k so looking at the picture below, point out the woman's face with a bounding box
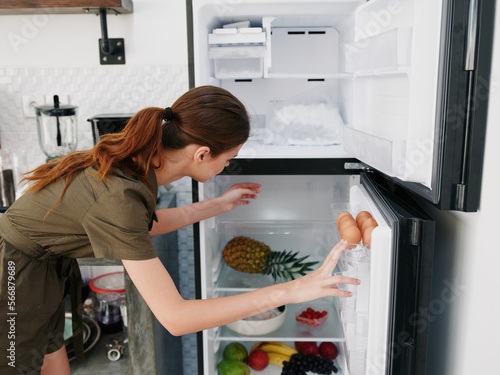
[153,144,244,186]
[195,144,243,182]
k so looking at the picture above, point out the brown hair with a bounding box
[23,85,250,202]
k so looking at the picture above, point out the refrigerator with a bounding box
[186,0,496,374]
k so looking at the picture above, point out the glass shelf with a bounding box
[216,301,345,343]
[215,220,335,235]
[215,262,277,291]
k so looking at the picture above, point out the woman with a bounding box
[0,85,358,374]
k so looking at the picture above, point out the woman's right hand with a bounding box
[284,240,361,305]
[218,182,261,212]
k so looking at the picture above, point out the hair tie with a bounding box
[164,107,173,121]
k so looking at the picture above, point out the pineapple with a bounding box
[222,236,318,281]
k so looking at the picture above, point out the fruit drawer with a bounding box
[216,340,343,375]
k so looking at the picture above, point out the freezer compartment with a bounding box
[192,0,445,189]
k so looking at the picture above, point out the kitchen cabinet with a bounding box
[0,0,133,15]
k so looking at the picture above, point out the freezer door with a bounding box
[345,0,495,211]
[360,172,435,375]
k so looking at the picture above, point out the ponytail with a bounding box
[22,85,249,201]
[23,107,165,196]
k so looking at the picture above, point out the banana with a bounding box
[260,343,298,357]
[267,351,291,367]
[251,341,298,355]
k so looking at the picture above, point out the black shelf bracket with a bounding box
[98,8,126,65]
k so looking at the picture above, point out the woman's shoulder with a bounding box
[80,165,157,204]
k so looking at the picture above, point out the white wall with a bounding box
[0,0,187,66]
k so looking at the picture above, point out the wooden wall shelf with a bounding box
[0,0,133,15]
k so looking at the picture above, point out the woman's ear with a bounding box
[193,146,211,162]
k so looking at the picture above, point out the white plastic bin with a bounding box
[209,46,266,79]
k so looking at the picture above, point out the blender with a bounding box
[35,95,78,161]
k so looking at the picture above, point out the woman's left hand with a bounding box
[285,240,361,304]
[219,183,261,212]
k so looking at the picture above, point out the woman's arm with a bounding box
[149,183,261,236]
[122,240,359,336]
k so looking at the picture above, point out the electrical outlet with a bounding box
[22,94,44,118]
[44,94,70,106]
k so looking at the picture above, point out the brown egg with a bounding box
[362,225,377,244]
[341,225,362,244]
[339,217,356,231]
[361,218,378,233]
[337,212,354,225]
[356,211,372,228]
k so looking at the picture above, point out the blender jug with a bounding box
[35,95,78,160]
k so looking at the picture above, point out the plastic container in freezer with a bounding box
[209,46,266,79]
[208,22,268,79]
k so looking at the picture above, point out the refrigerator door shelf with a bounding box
[345,27,413,73]
[343,125,408,185]
[334,184,391,375]
[344,0,445,194]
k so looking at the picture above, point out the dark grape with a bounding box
[280,353,338,374]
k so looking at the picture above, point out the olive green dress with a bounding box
[0,166,158,374]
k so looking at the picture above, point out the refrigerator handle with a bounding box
[464,0,478,71]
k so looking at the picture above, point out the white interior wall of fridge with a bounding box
[198,174,393,375]
[193,0,446,188]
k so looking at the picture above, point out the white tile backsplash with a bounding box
[0,64,189,171]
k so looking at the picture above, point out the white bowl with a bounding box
[225,306,286,336]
